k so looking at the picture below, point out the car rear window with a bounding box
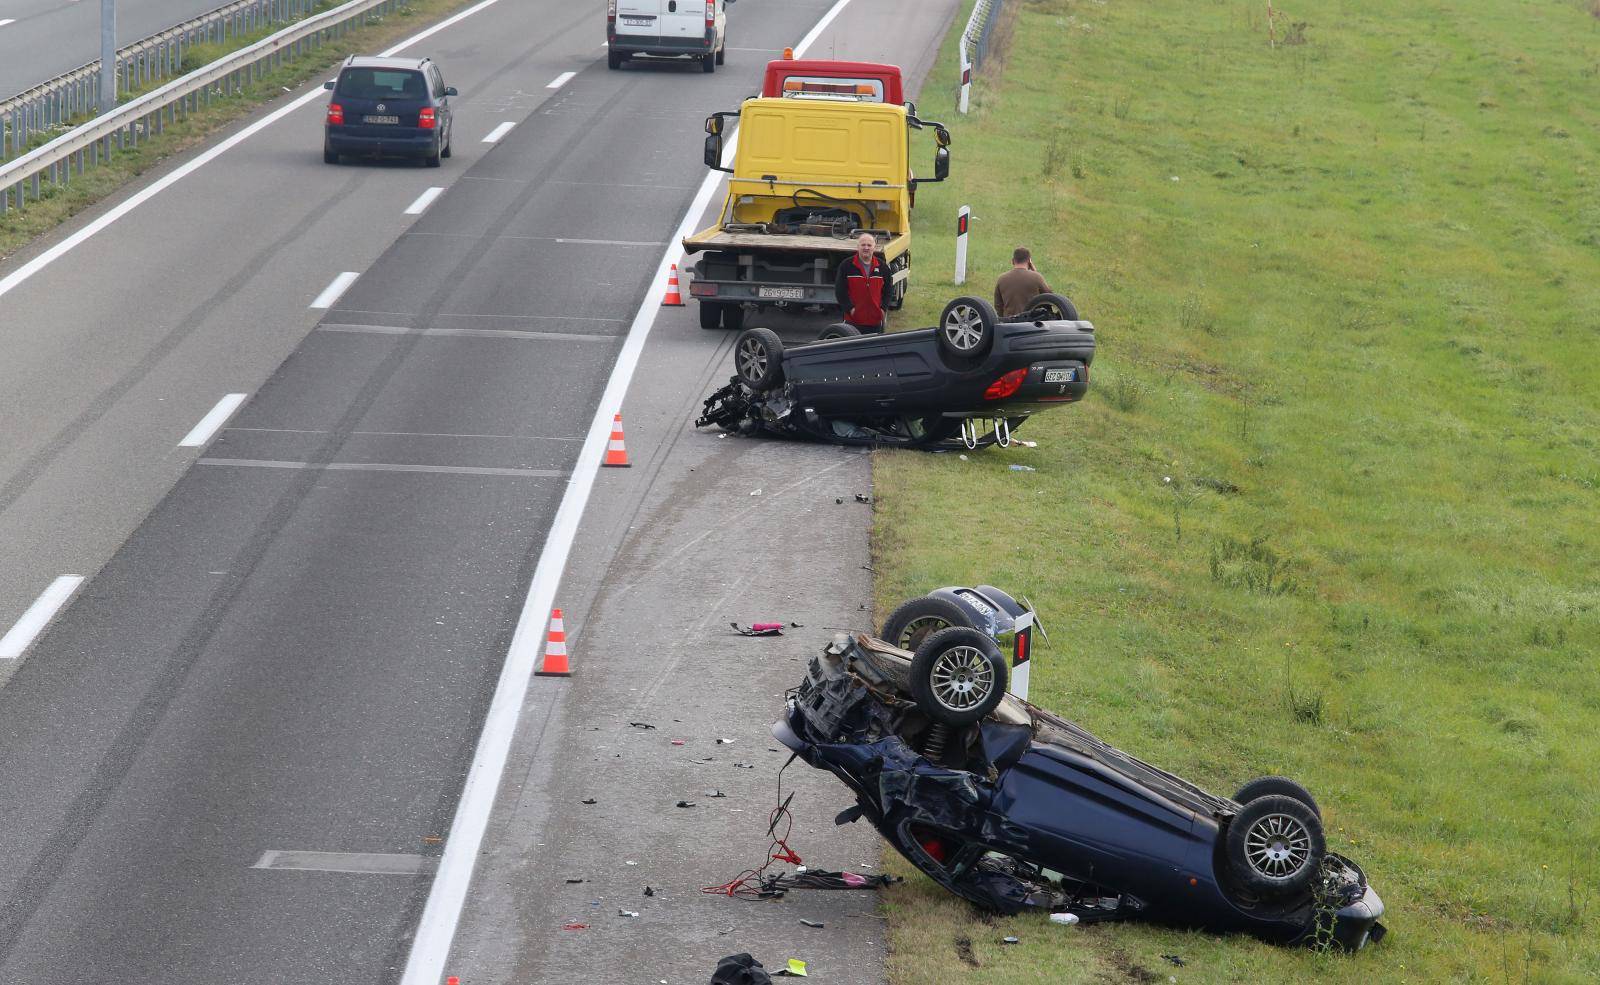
[336,68,428,100]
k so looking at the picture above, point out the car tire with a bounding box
[425,141,442,168]
[909,627,1008,727]
[818,323,861,341]
[608,48,623,70]
[323,143,339,165]
[937,296,997,360]
[881,595,975,651]
[1233,776,1320,818]
[1225,794,1325,899]
[733,327,784,390]
[441,136,452,159]
[721,304,745,332]
[702,51,716,73]
[1019,292,1079,322]
[698,303,723,331]
[716,39,726,65]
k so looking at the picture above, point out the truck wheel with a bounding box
[702,51,716,73]
[1225,795,1325,899]
[734,328,784,390]
[1020,292,1079,322]
[938,296,997,360]
[608,49,623,70]
[698,303,723,331]
[909,627,1007,727]
[818,323,861,341]
[721,304,745,331]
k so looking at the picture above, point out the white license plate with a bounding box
[1044,368,1076,383]
[363,115,399,125]
[758,286,805,300]
[621,16,652,25]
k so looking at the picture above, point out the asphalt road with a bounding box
[0,0,249,100]
[0,0,960,980]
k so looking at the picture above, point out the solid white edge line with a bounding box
[394,3,855,981]
[405,186,445,215]
[482,122,516,144]
[310,271,359,309]
[178,392,249,447]
[0,575,85,659]
[546,71,576,89]
[0,0,512,303]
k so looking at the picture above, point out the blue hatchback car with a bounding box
[323,56,456,167]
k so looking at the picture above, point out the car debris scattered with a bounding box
[770,620,1388,950]
[711,953,772,985]
[732,622,786,637]
[799,919,824,928]
[581,797,597,805]
[677,800,696,808]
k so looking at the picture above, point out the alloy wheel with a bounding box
[942,304,986,351]
[1243,812,1314,879]
[928,645,996,711]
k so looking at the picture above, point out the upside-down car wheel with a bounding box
[1225,794,1326,898]
[1020,292,1079,322]
[880,595,975,651]
[909,627,1008,727]
[937,296,997,360]
[818,323,861,341]
[1233,775,1320,818]
[733,327,784,390]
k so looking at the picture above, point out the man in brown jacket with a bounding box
[993,247,1050,318]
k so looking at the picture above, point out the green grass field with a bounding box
[874,1,1600,981]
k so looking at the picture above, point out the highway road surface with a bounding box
[0,0,961,981]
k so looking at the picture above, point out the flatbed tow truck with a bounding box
[682,54,950,330]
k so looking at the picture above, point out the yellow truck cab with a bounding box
[682,58,950,330]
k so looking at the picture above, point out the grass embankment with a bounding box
[876,0,1600,981]
[0,0,471,263]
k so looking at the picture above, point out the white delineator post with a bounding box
[954,205,970,285]
[958,44,972,114]
[1008,610,1034,701]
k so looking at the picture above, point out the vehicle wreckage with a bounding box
[771,602,1388,950]
[696,295,1095,449]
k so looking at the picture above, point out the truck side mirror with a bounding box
[934,145,950,181]
[706,115,723,135]
[935,125,951,148]
[705,133,728,171]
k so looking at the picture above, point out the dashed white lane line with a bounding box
[404,186,445,215]
[396,0,855,982]
[179,393,249,448]
[546,71,576,89]
[0,576,85,659]
[482,122,516,144]
[310,271,359,309]
[0,19,16,27]
[253,850,436,875]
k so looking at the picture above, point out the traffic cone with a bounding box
[662,264,686,306]
[603,413,631,468]
[535,608,571,677]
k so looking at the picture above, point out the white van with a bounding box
[607,0,731,73]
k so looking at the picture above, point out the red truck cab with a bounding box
[760,57,905,105]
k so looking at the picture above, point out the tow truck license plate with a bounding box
[621,16,652,24]
[363,115,399,125]
[1044,368,1077,383]
[758,286,805,300]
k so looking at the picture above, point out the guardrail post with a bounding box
[954,206,970,285]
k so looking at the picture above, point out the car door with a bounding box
[661,0,705,44]
[428,65,450,144]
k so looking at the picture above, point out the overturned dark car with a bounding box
[697,295,1095,449]
[772,627,1387,950]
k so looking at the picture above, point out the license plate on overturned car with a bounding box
[1044,368,1077,383]
[363,115,399,125]
[758,286,805,300]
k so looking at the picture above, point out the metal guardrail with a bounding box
[0,0,325,163]
[957,0,1003,114]
[0,0,403,213]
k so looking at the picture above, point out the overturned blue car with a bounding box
[772,625,1387,950]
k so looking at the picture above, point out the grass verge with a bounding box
[0,0,473,264]
[877,0,1600,981]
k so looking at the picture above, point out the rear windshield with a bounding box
[336,68,428,100]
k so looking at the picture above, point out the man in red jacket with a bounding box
[833,233,890,333]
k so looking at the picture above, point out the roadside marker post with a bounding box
[1009,610,1034,701]
[954,206,970,286]
[958,48,971,114]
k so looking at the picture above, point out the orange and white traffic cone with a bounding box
[535,608,571,677]
[603,413,631,468]
[662,264,686,306]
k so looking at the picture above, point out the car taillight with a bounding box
[418,107,436,129]
[326,103,344,126]
[706,0,714,26]
[983,368,1028,400]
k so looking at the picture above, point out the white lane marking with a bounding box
[0,19,16,27]
[319,323,618,342]
[310,271,359,309]
[0,576,85,659]
[546,71,576,89]
[252,850,436,875]
[198,458,566,478]
[396,2,854,982]
[404,186,445,215]
[0,0,513,303]
[228,426,587,442]
[178,392,248,448]
[482,122,515,143]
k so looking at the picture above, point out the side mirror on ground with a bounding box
[934,145,950,181]
[323,81,335,90]
[444,86,458,96]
